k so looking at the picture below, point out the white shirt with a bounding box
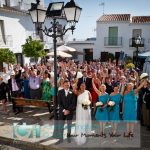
[83,77,86,83]
[0,72,10,83]
[65,89,69,96]
[12,78,19,91]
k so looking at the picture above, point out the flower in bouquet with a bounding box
[96,101,104,112]
[82,100,91,110]
[107,101,115,112]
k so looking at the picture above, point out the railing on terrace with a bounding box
[104,37,122,46]
[129,37,144,47]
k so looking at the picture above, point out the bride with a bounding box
[73,82,92,145]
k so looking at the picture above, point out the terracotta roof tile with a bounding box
[98,14,131,22]
[0,5,27,14]
[132,16,150,23]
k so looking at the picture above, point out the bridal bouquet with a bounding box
[82,100,91,110]
[96,101,104,112]
[107,101,115,112]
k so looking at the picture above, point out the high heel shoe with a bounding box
[102,133,107,138]
[123,132,130,137]
[109,133,114,137]
[99,132,103,137]
[129,132,134,137]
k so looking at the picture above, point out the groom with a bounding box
[55,79,76,145]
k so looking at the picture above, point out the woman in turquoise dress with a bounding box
[92,79,109,138]
[109,84,122,137]
[41,71,51,102]
[122,80,147,137]
[22,72,30,99]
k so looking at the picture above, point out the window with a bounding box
[0,20,5,45]
[132,29,142,46]
[108,27,118,45]
[132,29,142,38]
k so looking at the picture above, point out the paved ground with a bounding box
[0,103,150,150]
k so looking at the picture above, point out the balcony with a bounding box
[104,37,122,47]
[0,35,13,47]
[129,37,144,47]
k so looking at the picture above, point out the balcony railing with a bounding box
[0,35,13,47]
[104,37,122,46]
[129,37,144,47]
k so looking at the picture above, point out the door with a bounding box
[101,52,108,62]
[115,52,120,66]
[15,53,24,67]
[84,49,93,62]
[108,27,118,45]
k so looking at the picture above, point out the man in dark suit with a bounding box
[77,70,92,92]
[55,80,76,144]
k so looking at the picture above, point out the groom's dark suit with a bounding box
[57,89,76,141]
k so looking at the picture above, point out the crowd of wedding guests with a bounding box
[0,59,150,138]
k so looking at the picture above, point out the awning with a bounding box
[47,51,72,58]
[138,51,150,58]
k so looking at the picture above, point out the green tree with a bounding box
[108,52,115,61]
[22,36,46,63]
[0,48,16,65]
[125,55,133,64]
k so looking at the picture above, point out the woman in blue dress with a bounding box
[122,80,147,137]
[109,84,122,137]
[92,79,109,138]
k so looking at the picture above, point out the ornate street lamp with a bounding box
[134,35,142,68]
[29,0,82,121]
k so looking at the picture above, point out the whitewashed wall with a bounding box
[0,11,35,64]
[67,41,95,62]
[94,21,150,59]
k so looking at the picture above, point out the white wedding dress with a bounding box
[75,90,91,145]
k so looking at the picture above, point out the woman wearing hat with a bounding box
[122,77,147,137]
[0,75,8,113]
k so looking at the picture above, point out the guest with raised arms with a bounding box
[122,78,147,137]
[108,83,123,137]
[92,79,109,138]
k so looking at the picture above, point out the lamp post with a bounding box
[29,0,82,121]
[134,35,142,68]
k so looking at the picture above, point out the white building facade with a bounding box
[67,39,96,62]
[66,14,150,62]
[94,14,150,60]
[0,0,64,65]
[1,4,150,64]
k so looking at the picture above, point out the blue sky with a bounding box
[45,0,150,40]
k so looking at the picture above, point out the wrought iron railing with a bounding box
[129,37,144,47]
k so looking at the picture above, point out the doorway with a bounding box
[84,49,93,62]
